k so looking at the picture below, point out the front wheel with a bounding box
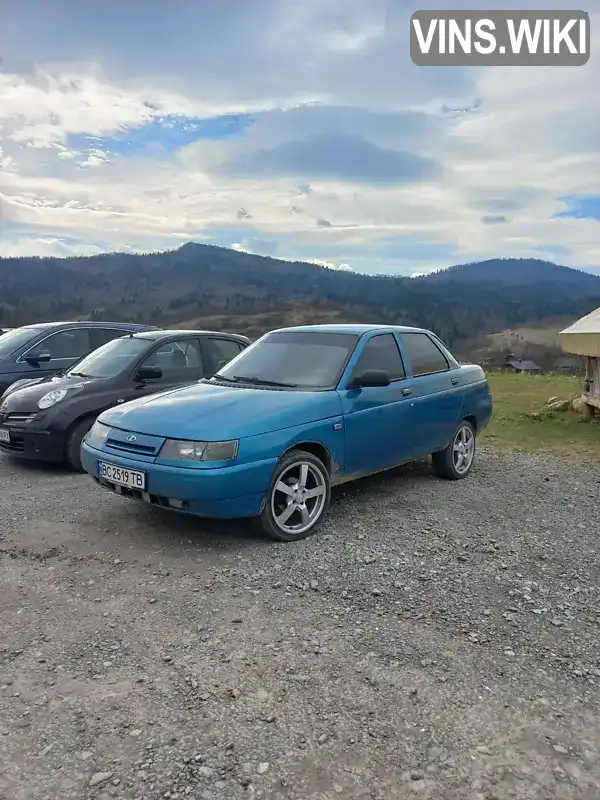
[65,416,96,471]
[431,419,476,480]
[256,450,331,541]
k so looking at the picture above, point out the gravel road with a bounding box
[1,446,599,800]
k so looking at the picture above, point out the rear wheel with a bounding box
[256,450,331,541]
[431,419,476,480]
[65,416,96,471]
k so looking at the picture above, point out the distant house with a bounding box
[502,356,541,374]
[553,355,583,374]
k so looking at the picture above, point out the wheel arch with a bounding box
[65,409,98,434]
[281,441,333,474]
[461,413,478,433]
[63,411,98,453]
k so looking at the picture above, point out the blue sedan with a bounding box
[81,324,492,541]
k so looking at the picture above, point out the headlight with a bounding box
[160,439,239,462]
[86,421,110,446]
[38,388,68,409]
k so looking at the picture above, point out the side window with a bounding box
[351,334,405,381]
[401,333,450,377]
[90,328,128,349]
[29,329,91,360]
[139,338,204,378]
[204,338,243,373]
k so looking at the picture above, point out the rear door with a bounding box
[397,332,463,456]
[18,327,92,380]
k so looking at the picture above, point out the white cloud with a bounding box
[302,258,353,271]
[0,236,105,259]
[0,0,598,272]
[232,238,353,271]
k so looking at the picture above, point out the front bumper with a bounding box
[0,423,66,462]
[81,441,277,520]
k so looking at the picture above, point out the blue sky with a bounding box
[0,0,598,274]
[556,195,600,222]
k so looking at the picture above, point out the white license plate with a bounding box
[98,461,146,490]
[0,428,10,443]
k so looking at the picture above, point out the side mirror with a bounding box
[24,351,52,365]
[134,365,163,382]
[348,369,391,389]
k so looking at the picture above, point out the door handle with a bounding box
[451,377,459,385]
[401,387,412,396]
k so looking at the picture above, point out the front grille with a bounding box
[3,412,37,427]
[0,412,35,452]
[105,437,160,456]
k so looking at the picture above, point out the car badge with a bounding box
[126,434,137,442]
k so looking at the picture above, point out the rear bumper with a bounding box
[0,426,66,462]
[478,410,491,432]
[81,442,277,519]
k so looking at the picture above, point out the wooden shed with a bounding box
[559,307,600,419]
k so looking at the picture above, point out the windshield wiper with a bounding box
[68,371,93,379]
[231,375,298,388]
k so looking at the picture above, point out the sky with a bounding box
[0,0,598,276]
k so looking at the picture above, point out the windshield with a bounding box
[65,335,150,379]
[215,331,358,389]
[0,327,43,360]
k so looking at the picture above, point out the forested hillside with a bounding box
[1,244,599,349]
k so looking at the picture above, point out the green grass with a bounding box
[483,370,600,456]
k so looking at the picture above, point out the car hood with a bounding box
[0,374,99,409]
[99,381,342,440]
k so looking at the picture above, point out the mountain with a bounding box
[1,245,599,349]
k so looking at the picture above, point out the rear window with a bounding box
[90,328,130,349]
[401,333,450,376]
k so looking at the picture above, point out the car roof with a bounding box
[18,321,156,331]
[129,329,250,341]
[269,323,430,335]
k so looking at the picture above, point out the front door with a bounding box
[19,327,93,380]
[201,337,245,376]
[127,337,207,399]
[338,333,415,475]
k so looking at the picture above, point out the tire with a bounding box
[431,419,476,480]
[256,449,331,541]
[65,416,96,471]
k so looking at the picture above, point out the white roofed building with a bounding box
[559,307,600,418]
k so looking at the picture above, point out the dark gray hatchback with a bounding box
[0,321,158,396]
[0,328,250,470]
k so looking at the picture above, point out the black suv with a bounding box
[0,321,158,395]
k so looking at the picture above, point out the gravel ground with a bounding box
[1,445,599,800]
